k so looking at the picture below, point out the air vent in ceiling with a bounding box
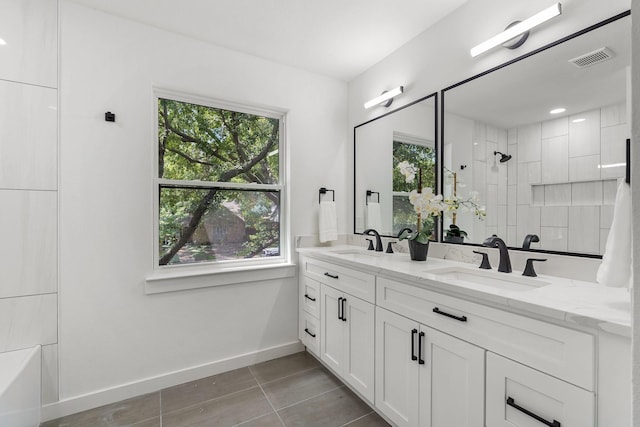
[569,47,615,68]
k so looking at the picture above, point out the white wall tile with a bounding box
[517,162,541,205]
[516,206,540,244]
[541,206,569,227]
[540,227,568,252]
[42,343,59,404]
[600,123,629,179]
[0,80,57,190]
[472,122,486,161]
[486,184,498,226]
[508,128,517,145]
[541,117,568,139]
[0,190,57,298]
[0,294,57,352]
[497,206,507,238]
[0,0,58,87]
[541,135,569,183]
[507,226,517,247]
[498,129,508,153]
[571,181,603,206]
[600,205,614,229]
[486,125,498,143]
[569,155,600,182]
[532,185,545,206]
[600,228,610,255]
[569,109,601,157]
[601,103,626,127]
[603,179,618,205]
[472,160,486,192]
[517,123,541,163]
[568,207,600,254]
[508,203,517,226]
[507,153,517,184]
[544,183,571,206]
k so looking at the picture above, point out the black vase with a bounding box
[408,239,429,261]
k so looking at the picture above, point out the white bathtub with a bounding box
[0,346,41,427]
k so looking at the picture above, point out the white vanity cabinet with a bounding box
[375,306,484,427]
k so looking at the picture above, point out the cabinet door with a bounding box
[320,284,344,374]
[486,352,594,427]
[375,307,419,427]
[343,295,375,403]
[419,326,485,427]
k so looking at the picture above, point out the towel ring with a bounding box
[366,190,380,205]
[319,187,335,204]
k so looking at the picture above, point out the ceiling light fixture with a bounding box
[470,3,562,58]
[549,107,566,114]
[364,86,404,109]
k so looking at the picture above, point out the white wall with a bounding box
[55,0,347,413]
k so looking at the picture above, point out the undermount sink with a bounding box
[427,267,550,292]
[329,249,383,258]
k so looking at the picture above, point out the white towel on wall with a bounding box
[366,202,382,231]
[319,201,338,243]
[597,180,633,288]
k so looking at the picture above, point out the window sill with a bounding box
[145,262,296,294]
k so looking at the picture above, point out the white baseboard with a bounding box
[41,340,304,422]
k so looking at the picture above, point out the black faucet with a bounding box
[483,235,512,273]
[363,229,383,252]
[522,234,540,249]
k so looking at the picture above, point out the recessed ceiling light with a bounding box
[549,108,566,114]
[572,118,586,123]
[0,38,6,46]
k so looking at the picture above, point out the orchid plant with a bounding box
[396,161,485,244]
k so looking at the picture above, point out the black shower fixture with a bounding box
[494,151,512,163]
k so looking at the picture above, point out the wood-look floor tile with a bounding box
[130,417,161,427]
[40,392,160,427]
[262,367,342,410]
[342,412,391,426]
[250,352,320,384]
[161,367,257,414]
[162,387,274,427]
[278,386,371,427]
[234,412,284,427]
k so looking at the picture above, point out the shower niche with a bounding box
[441,12,630,256]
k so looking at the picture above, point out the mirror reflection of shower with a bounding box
[494,151,512,163]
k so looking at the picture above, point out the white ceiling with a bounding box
[69,0,468,81]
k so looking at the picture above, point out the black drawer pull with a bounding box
[304,294,316,302]
[341,297,347,322]
[411,329,418,361]
[304,328,316,338]
[433,307,467,322]
[338,297,343,320]
[506,397,561,427]
[418,331,425,365]
[324,272,339,279]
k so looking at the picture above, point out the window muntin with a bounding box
[156,95,284,267]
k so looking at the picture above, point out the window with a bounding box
[156,94,285,268]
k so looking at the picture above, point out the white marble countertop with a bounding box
[298,245,631,338]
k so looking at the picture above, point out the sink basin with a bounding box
[329,249,383,258]
[427,267,550,292]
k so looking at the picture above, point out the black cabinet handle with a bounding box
[418,331,425,365]
[338,297,343,320]
[304,328,316,338]
[411,329,418,361]
[304,294,316,302]
[341,298,347,322]
[433,307,467,322]
[506,397,561,427]
[324,272,339,279]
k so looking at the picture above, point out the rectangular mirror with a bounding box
[354,94,437,237]
[442,12,630,256]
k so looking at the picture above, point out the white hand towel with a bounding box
[366,202,382,231]
[597,180,633,287]
[319,201,338,243]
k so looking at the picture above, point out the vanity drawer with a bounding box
[301,275,321,318]
[486,352,594,427]
[377,277,594,390]
[302,257,375,303]
[300,312,320,355]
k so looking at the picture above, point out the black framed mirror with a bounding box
[440,11,630,258]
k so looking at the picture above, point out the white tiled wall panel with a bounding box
[0,0,58,87]
[516,123,541,163]
[569,155,600,182]
[541,135,568,183]
[541,206,569,227]
[571,181,603,206]
[0,80,57,190]
[541,117,568,139]
[603,179,618,205]
[568,207,600,254]
[568,109,601,158]
[516,206,540,245]
[600,124,629,179]
[540,226,568,252]
[601,103,626,128]
[0,190,57,298]
[0,293,57,352]
[517,162,540,205]
[42,343,59,404]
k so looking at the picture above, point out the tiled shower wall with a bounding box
[471,103,628,254]
[0,0,59,404]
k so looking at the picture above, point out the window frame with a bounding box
[151,88,289,277]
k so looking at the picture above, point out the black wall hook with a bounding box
[105,111,116,122]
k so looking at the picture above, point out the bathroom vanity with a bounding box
[297,246,630,427]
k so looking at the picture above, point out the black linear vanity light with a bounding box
[364,86,404,109]
[494,151,512,163]
[470,3,562,57]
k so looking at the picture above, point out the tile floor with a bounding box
[41,351,390,427]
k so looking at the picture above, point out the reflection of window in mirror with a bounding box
[392,132,435,236]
